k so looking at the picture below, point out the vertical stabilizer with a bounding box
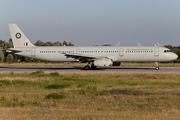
[9,24,35,48]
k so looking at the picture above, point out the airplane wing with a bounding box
[5,48,22,53]
[62,53,107,62]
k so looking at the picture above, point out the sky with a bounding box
[0,0,180,46]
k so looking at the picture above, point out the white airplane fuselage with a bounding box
[14,46,177,62]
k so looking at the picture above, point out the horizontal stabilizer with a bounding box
[5,48,22,53]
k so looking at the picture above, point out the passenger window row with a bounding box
[126,51,153,53]
[39,51,120,53]
[40,51,57,53]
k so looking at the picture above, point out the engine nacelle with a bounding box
[94,58,113,67]
[113,62,121,66]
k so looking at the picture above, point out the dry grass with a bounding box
[0,73,180,119]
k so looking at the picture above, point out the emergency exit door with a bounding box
[154,47,159,56]
[31,48,36,58]
[76,49,81,53]
[119,49,124,56]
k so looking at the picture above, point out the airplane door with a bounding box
[76,49,81,53]
[119,49,124,56]
[154,47,159,56]
[31,48,36,58]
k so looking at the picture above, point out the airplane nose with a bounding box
[174,54,178,60]
[172,53,178,60]
[167,53,178,61]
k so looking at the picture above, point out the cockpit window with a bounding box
[164,50,172,53]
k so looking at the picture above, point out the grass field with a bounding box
[0,62,179,67]
[0,72,180,119]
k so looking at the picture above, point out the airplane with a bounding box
[7,24,178,70]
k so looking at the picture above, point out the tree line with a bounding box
[0,39,74,62]
[34,40,74,46]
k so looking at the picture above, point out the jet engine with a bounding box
[94,58,113,67]
[113,62,121,66]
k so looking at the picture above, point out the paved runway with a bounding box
[0,67,179,74]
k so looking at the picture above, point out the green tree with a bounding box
[165,45,174,52]
[0,40,5,47]
[175,49,180,59]
[8,39,13,48]
[53,41,62,46]
[3,42,10,49]
[44,41,53,46]
[63,41,68,46]
[34,40,45,46]
[102,44,111,46]
[68,42,74,46]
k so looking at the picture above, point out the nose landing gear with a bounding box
[155,62,159,70]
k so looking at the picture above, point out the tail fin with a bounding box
[9,24,35,48]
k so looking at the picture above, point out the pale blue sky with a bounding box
[0,0,180,46]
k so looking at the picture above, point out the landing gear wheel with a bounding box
[155,62,159,70]
[91,65,97,70]
[84,66,90,70]
[155,67,159,70]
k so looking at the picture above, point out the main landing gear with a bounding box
[84,65,90,70]
[91,64,97,70]
[155,62,159,70]
[84,62,97,70]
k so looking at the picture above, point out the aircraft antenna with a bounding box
[137,42,143,46]
[115,41,120,46]
[157,42,163,47]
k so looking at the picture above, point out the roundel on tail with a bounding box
[15,33,21,39]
